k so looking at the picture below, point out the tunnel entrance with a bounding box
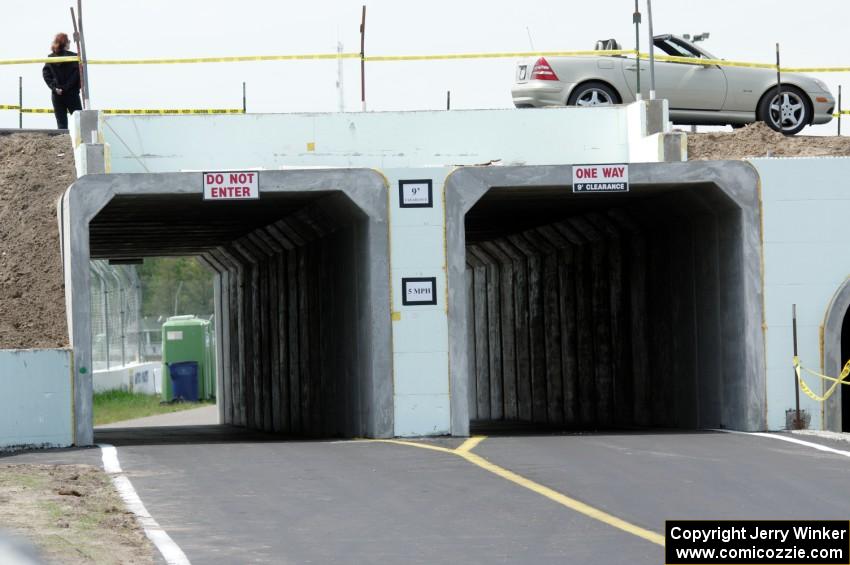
[446,163,766,434]
[63,170,392,444]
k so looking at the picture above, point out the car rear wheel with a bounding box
[757,85,811,136]
[568,82,619,107]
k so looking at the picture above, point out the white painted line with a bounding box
[98,443,191,565]
[100,444,121,473]
[791,429,850,445]
[714,430,850,459]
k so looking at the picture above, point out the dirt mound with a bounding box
[688,122,850,160]
[0,133,72,349]
[0,463,154,564]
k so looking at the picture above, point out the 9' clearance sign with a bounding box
[203,171,260,200]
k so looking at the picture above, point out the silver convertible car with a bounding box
[512,35,835,135]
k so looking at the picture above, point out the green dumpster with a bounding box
[161,315,216,402]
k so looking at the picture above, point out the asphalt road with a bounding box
[3,425,850,564]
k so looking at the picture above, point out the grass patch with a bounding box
[93,390,213,426]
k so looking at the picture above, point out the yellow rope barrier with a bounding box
[0,50,848,73]
[792,356,850,403]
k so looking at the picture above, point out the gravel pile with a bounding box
[688,122,850,160]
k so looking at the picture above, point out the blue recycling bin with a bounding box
[168,361,199,402]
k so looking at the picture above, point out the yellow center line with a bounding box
[369,438,457,455]
[456,435,487,453]
[364,436,665,547]
[457,450,665,546]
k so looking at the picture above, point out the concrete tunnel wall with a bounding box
[445,162,767,432]
[61,170,393,445]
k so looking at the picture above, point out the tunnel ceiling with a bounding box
[89,192,332,259]
[464,182,736,243]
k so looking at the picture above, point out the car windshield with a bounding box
[653,36,717,59]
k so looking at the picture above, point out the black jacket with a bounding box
[42,50,80,93]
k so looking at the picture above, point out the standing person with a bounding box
[42,33,82,130]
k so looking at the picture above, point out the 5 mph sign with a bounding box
[572,164,629,193]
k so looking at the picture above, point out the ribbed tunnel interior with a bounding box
[89,190,382,437]
[464,182,748,431]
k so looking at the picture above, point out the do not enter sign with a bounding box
[203,171,260,200]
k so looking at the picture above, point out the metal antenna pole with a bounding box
[526,26,535,50]
[336,41,345,112]
[446,90,451,110]
[647,0,656,99]
[18,76,22,129]
[360,5,366,112]
[242,81,246,113]
[70,7,85,109]
[633,0,641,100]
[76,0,91,109]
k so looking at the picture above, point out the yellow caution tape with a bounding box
[88,53,360,65]
[20,108,54,114]
[782,67,850,73]
[2,49,849,75]
[0,104,21,110]
[792,356,850,402]
[0,56,80,65]
[0,54,355,65]
[639,52,778,69]
[364,49,632,62]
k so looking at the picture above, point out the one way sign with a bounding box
[572,164,629,193]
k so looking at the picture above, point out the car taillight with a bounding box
[531,57,559,81]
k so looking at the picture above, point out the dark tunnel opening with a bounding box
[88,189,383,438]
[463,182,748,432]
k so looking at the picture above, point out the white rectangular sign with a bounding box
[203,171,260,200]
[572,164,629,193]
[402,277,437,306]
[399,179,433,208]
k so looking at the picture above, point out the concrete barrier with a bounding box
[93,361,161,395]
[0,349,73,450]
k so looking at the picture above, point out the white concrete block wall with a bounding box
[0,350,73,449]
[752,157,850,430]
[99,106,646,174]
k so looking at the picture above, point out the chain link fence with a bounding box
[90,261,143,371]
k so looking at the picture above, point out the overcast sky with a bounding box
[3,0,849,134]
